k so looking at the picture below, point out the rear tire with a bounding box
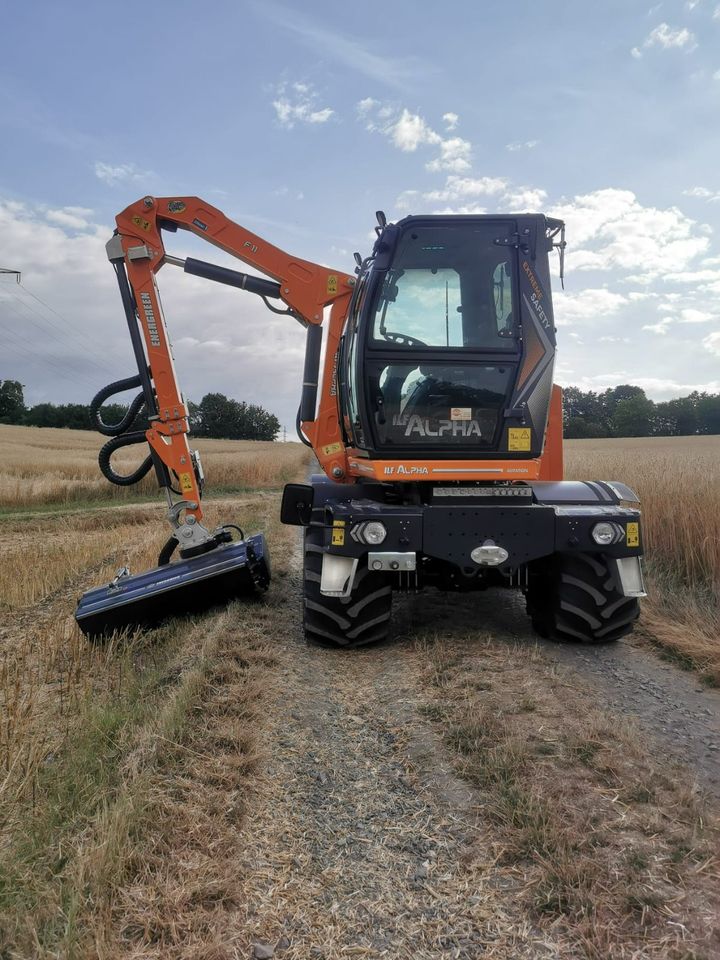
[302,524,392,649]
[526,552,639,644]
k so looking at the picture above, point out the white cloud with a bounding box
[358,102,471,174]
[257,5,422,89]
[426,136,472,172]
[272,82,334,129]
[553,288,629,325]
[683,185,720,201]
[45,206,94,230]
[502,186,548,211]
[94,162,148,186]
[442,112,459,130]
[635,22,697,55]
[549,188,709,279]
[704,331,720,356]
[424,176,507,202]
[390,108,441,151]
[642,317,674,334]
[680,307,715,322]
[506,140,539,152]
[714,69,720,80]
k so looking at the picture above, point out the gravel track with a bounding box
[437,589,720,798]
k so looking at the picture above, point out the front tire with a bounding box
[526,552,640,644]
[302,525,392,648]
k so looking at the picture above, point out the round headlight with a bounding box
[591,522,615,546]
[363,521,387,545]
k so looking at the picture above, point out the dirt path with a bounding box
[435,590,720,798]
[229,625,556,960]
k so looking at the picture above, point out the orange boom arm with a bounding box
[108,195,356,521]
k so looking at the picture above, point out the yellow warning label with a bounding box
[626,522,640,548]
[132,214,151,232]
[331,520,345,546]
[508,427,532,451]
[179,472,194,493]
[322,442,343,456]
[327,274,338,295]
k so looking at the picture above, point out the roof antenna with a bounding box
[445,280,449,346]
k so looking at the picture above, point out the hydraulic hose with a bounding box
[98,431,154,486]
[90,374,146,437]
[157,536,178,566]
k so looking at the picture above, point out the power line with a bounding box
[6,283,119,377]
[0,298,107,393]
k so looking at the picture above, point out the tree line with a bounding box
[0,381,281,441]
[3,378,720,440]
[563,384,720,438]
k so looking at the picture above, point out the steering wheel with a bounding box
[383,331,427,347]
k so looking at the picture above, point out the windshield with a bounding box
[372,223,517,350]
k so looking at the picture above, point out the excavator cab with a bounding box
[341,215,559,462]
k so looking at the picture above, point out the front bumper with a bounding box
[324,500,643,572]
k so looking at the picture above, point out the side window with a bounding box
[342,276,367,444]
[493,261,513,336]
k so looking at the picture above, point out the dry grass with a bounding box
[411,596,720,959]
[0,502,296,958]
[0,423,308,509]
[565,436,720,684]
[0,431,308,956]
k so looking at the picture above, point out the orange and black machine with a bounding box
[76,198,644,646]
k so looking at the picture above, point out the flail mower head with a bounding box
[75,533,270,639]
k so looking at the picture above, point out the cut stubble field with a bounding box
[0,425,719,958]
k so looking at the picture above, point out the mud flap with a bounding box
[75,533,270,639]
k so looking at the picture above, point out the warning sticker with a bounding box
[626,522,640,548]
[322,442,343,456]
[451,407,472,421]
[327,274,338,295]
[508,427,532,451]
[331,520,345,546]
[179,472,194,493]
[131,214,151,232]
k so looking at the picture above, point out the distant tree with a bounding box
[654,397,698,437]
[694,392,720,435]
[612,393,655,437]
[192,393,280,440]
[565,417,609,439]
[0,380,26,421]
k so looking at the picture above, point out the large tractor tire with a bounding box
[302,524,392,648]
[526,552,640,644]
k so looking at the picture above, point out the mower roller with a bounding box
[76,196,645,645]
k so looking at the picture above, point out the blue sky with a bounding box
[1,0,720,432]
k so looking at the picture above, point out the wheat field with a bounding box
[0,423,309,509]
[565,435,720,681]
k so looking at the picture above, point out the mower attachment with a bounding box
[75,534,270,639]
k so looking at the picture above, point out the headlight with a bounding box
[591,522,615,546]
[363,521,387,545]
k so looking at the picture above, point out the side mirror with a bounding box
[280,483,314,526]
[376,210,387,229]
[354,251,362,267]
